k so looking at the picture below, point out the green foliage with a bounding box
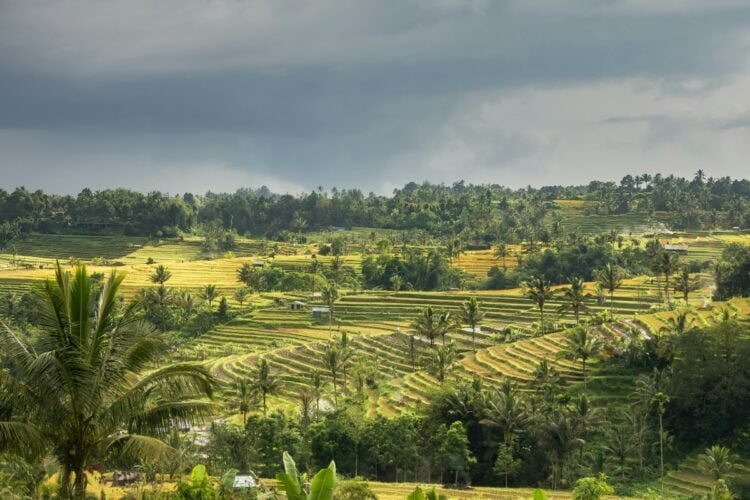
[406,486,447,500]
[334,478,378,499]
[531,489,548,500]
[714,243,750,300]
[276,452,336,500]
[572,474,614,500]
[175,464,214,499]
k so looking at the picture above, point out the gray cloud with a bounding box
[2,0,750,193]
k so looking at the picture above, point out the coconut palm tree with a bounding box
[460,297,485,351]
[557,276,591,324]
[494,242,509,271]
[201,284,218,312]
[597,263,623,316]
[564,327,600,387]
[233,379,254,426]
[324,343,341,406]
[150,264,172,285]
[524,276,554,335]
[698,445,734,480]
[321,283,339,333]
[249,358,281,416]
[603,425,634,480]
[429,342,457,383]
[0,263,214,499]
[674,265,701,303]
[236,262,254,286]
[652,252,681,304]
[413,307,441,347]
[480,379,530,487]
[538,411,585,490]
[634,368,671,496]
[308,370,324,420]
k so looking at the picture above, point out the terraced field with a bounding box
[664,455,750,497]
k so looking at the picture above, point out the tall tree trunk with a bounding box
[540,304,545,335]
[659,413,665,496]
[73,466,87,500]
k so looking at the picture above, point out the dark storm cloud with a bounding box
[2,0,750,193]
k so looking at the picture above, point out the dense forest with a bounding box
[3,172,750,246]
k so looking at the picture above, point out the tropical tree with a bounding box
[201,284,218,312]
[389,274,403,292]
[635,369,671,495]
[321,283,339,333]
[236,262,254,286]
[324,343,342,405]
[674,265,701,303]
[480,379,530,486]
[429,343,457,383]
[603,425,634,480]
[309,370,324,419]
[652,251,681,304]
[538,411,585,490]
[233,379,254,426]
[249,358,281,416]
[558,276,591,324]
[698,446,734,481]
[495,242,509,271]
[0,263,215,499]
[150,264,172,285]
[234,287,251,307]
[596,264,623,316]
[412,307,441,347]
[460,296,485,351]
[564,327,600,387]
[524,276,554,335]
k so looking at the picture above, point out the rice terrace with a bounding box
[4,2,750,498]
[1,177,750,500]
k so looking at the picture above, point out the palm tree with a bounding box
[635,368,671,495]
[297,388,315,434]
[429,342,457,383]
[338,331,355,395]
[201,284,218,312]
[538,411,585,490]
[309,370,323,420]
[150,264,172,285]
[480,379,530,487]
[557,276,591,324]
[249,358,281,416]
[233,379,254,426]
[321,283,339,333]
[661,308,695,336]
[412,307,440,347]
[603,425,634,480]
[524,275,554,335]
[0,263,214,499]
[309,256,320,297]
[564,327,600,387]
[698,445,734,480]
[597,263,623,316]
[494,242,509,271]
[324,343,341,405]
[652,251,681,304]
[674,265,700,303]
[460,297,485,351]
[233,287,250,307]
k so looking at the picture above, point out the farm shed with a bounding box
[252,260,266,268]
[289,300,306,310]
[663,243,689,254]
[312,306,330,317]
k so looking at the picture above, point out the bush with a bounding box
[335,478,378,499]
[572,474,614,500]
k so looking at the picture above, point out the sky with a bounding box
[2,0,750,195]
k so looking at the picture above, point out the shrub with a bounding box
[572,474,614,500]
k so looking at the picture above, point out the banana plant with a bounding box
[276,451,336,500]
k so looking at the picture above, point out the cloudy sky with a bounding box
[2,0,750,195]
